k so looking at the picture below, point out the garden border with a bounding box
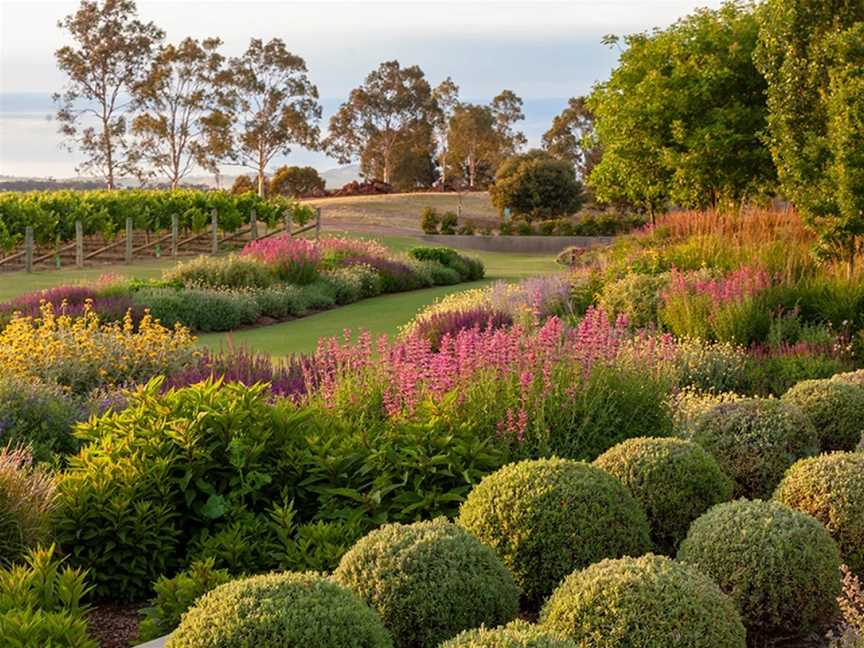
[419,234,614,254]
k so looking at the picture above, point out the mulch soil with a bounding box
[87,602,144,648]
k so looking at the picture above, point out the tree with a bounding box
[489,150,584,220]
[754,0,864,274]
[542,96,602,180]
[446,104,502,190]
[360,122,437,191]
[431,77,460,187]
[230,174,255,194]
[269,165,325,197]
[224,38,321,197]
[490,90,527,156]
[325,60,436,185]
[54,0,164,189]
[587,1,773,218]
[131,37,229,189]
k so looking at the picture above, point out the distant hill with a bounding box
[320,165,362,189]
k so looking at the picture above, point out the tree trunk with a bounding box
[257,172,266,198]
[468,154,476,190]
[440,151,447,188]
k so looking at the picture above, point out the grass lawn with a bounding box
[0,231,562,356]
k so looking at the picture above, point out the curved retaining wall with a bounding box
[420,234,614,254]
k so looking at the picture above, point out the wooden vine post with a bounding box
[75,220,84,268]
[24,226,33,273]
[315,208,321,241]
[171,215,179,257]
[250,209,258,241]
[124,218,133,265]
[211,209,219,255]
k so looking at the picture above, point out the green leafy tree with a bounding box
[755,1,864,275]
[431,77,460,187]
[490,90,527,156]
[269,165,325,197]
[230,175,255,195]
[588,1,773,219]
[325,60,436,185]
[224,39,321,197]
[131,37,229,188]
[446,104,501,190]
[489,150,584,220]
[542,96,602,180]
[54,0,164,189]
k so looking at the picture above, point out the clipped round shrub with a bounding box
[457,458,651,605]
[166,571,391,648]
[831,368,864,388]
[678,499,841,638]
[594,437,733,553]
[689,398,818,498]
[782,378,864,451]
[441,621,576,648]
[774,452,864,575]
[539,554,745,648]
[332,518,518,648]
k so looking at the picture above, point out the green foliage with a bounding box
[782,379,864,451]
[489,150,584,221]
[0,446,57,566]
[251,284,309,318]
[540,554,746,648]
[0,375,84,461]
[138,558,233,642]
[687,398,819,498]
[333,518,519,648]
[0,189,300,248]
[163,254,277,289]
[596,272,667,328]
[442,620,576,648]
[409,246,485,281]
[269,165,325,197]
[421,207,440,234]
[589,2,773,214]
[458,458,651,605]
[0,545,95,648]
[678,499,842,639]
[166,571,392,648]
[745,350,851,397]
[774,452,864,576]
[440,211,458,235]
[594,437,733,554]
[135,287,260,332]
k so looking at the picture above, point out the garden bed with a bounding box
[420,233,614,253]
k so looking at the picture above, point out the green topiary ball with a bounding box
[782,379,864,451]
[166,571,392,648]
[440,620,576,648]
[539,554,745,648]
[457,458,651,605]
[688,398,818,498]
[831,369,864,388]
[332,518,519,648]
[774,452,864,575]
[594,437,734,554]
[677,499,841,639]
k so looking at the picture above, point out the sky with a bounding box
[0,0,724,180]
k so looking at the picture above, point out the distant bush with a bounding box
[0,446,57,566]
[138,559,233,642]
[421,207,440,234]
[774,452,864,575]
[594,437,733,553]
[688,398,819,498]
[678,499,842,639]
[251,284,308,318]
[442,620,576,648]
[597,273,668,328]
[458,458,651,605]
[782,379,864,451]
[333,518,519,648]
[440,211,458,235]
[540,554,746,648]
[136,287,260,332]
[268,165,325,197]
[166,572,392,648]
[164,254,276,289]
[490,150,583,221]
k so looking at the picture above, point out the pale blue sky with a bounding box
[0,0,725,178]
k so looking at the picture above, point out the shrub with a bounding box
[746,347,851,396]
[458,458,651,605]
[0,545,95,648]
[164,254,276,289]
[421,207,440,234]
[323,264,384,303]
[412,307,513,350]
[833,369,864,388]
[596,272,668,328]
[774,452,864,575]
[251,284,307,319]
[687,398,819,498]
[540,554,745,648]
[166,572,392,648]
[240,236,321,284]
[0,375,84,460]
[416,260,462,286]
[678,499,842,638]
[0,446,57,566]
[441,620,576,648]
[782,379,864,451]
[672,338,750,394]
[490,150,583,221]
[594,437,733,553]
[333,518,519,648]
[136,287,260,332]
[138,558,233,642]
[440,211,458,235]
[0,303,196,396]
[668,387,744,438]
[342,256,421,293]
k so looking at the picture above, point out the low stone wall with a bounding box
[419,234,614,254]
